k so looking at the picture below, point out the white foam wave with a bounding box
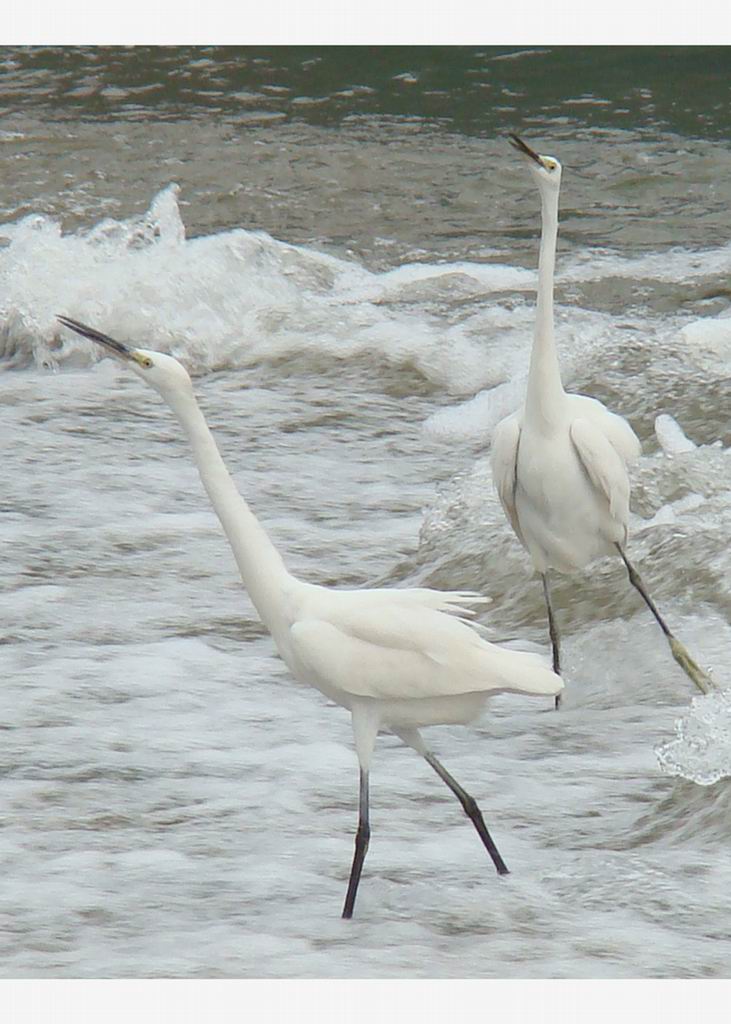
[0,185,529,393]
[654,413,697,456]
[678,316,731,372]
[4,184,731,399]
[423,379,526,440]
[560,244,731,285]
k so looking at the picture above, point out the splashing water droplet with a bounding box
[656,688,731,786]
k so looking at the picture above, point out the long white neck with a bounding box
[524,184,565,429]
[167,388,294,634]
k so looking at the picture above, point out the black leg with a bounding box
[423,751,509,876]
[342,767,370,919]
[616,544,713,695]
[542,573,562,709]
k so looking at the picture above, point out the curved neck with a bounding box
[524,185,564,428]
[167,389,293,633]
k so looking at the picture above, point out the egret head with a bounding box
[57,316,194,402]
[508,134,562,192]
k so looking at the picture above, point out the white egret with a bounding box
[491,134,713,701]
[58,314,563,920]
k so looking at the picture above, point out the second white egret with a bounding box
[491,134,713,700]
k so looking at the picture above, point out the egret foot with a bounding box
[669,636,713,696]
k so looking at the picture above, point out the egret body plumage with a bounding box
[491,135,713,698]
[58,315,563,919]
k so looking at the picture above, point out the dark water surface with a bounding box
[3,45,731,134]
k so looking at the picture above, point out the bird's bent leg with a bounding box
[616,544,713,695]
[342,767,370,919]
[423,751,509,876]
[542,573,562,709]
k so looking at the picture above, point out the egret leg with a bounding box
[394,728,509,877]
[616,544,713,695]
[542,573,562,709]
[342,767,370,920]
[420,748,509,876]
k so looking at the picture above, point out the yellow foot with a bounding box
[669,636,714,695]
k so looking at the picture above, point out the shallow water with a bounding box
[2,46,731,979]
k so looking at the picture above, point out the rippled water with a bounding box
[2,46,731,979]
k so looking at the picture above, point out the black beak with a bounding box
[507,133,543,167]
[57,316,134,360]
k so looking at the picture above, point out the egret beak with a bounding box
[57,316,136,362]
[508,133,544,167]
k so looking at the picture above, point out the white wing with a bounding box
[490,413,524,544]
[567,394,641,465]
[290,600,561,702]
[569,417,631,524]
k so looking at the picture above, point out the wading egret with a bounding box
[58,315,562,920]
[491,135,713,701]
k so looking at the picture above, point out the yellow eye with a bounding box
[139,356,153,369]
